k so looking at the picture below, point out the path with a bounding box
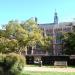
[23,67,75,72]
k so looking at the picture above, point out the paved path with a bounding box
[23,67,75,72]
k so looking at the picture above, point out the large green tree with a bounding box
[0,18,51,53]
[21,18,44,46]
[62,32,75,55]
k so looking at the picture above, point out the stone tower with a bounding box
[54,10,58,24]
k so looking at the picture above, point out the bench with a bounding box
[54,61,67,66]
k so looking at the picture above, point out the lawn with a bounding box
[21,71,75,75]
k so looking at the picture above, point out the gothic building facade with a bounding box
[26,11,75,56]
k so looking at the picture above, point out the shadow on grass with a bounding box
[69,66,75,68]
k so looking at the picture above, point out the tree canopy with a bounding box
[0,18,51,53]
[62,32,75,55]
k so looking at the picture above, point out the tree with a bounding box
[62,32,75,55]
[1,20,28,53]
[21,18,44,46]
[0,18,51,53]
[0,29,6,37]
[21,18,52,52]
[0,37,18,53]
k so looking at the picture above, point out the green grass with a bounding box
[21,71,75,75]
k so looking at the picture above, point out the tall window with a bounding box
[56,32,62,44]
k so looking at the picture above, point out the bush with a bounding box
[0,67,3,75]
[0,53,26,75]
[0,53,6,75]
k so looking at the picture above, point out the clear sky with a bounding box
[0,0,75,26]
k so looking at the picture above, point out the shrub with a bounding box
[0,53,26,75]
[0,53,6,65]
[0,67,3,75]
[0,53,6,75]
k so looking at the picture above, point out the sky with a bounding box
[0,0,75,27]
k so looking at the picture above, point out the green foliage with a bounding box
[5,20,22,38]
[0,53,26,75]
[6,53,26,75]
[0,37,18,53]
[39,36,52,51]
[21,18,52,51]
[0,54,6,75]
[0,30,5,37]
[62,32,75,55]
[21,18,43,46]
[0,18,51,53]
